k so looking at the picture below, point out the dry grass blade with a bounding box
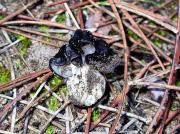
[64,2,80,29]
[18,83,64,120]
[47,0,69,7]
[122,10,165,70]
[9,27,68,42]
[2,20,76,31]
[146,0,180,133]
[128,81,180,91]
[108,1,129,133]
[85,108,92,134]
[39,100,70,134]
[0,68,50,92]
[116,1,178,34]
[123,22,172,63]
[2,28,60,48]
[0,0,37,25]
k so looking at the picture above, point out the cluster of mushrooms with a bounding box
[49,29,122,107]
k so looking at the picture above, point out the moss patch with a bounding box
[48,96,59,111]
[127,29,140,41]
[91,108,101,122]
[17,35,32,56]
[56,13,66,23]
[48,76,62,88]
[153,38,162,48]
[0,15,5,20]
[170,99,180,111]
[60,85,68,94]
[0,65,11,84]
[38,25,49,31]
[46,125,54,134]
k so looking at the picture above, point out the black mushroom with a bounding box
[49,29,123,106]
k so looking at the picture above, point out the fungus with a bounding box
[49,29,122,106]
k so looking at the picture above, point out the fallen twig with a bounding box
[0,0,38,25]
[108,0,129,133]
[0,72,53,123]
[0,68,50,92]
[85,108,92,134]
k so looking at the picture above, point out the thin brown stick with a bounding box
[0,68,50,92]
[2,28,60,48]
[0,72,53,122]
[165,109,180,125]
[124,22,172,63]
[0,0,37,25]
[158,0,180,133]
[85,108,92,134]
[140,25,175,45]
[77,7,85,29]
[18,83,64,120]
[128,81,180,91]
[45,1,92,14]
[47,0,69,7]
[122,11,166,70]
[2,20,76,31]
[146,0,180,133]
[108,0,129,134]
[9,27,68,42]
[39,101,70,134]
[116,1,178,34]
[135,60,156,79]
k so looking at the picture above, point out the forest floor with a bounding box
[0,0,180,134]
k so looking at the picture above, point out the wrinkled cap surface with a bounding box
[49,61,73,78]
[69,29,94,47]
[94,39,110,56]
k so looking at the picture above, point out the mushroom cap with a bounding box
[49,61,73,78]
[69,29,94,46]
[49,45,69,66]
[49,29,123,106]
[94,39,110,56]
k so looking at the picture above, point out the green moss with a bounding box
[105,73,114,79]
[170,100,180,111]
[148,21,156,27]
[30,92,36,98]
[172,16,178,23]
[43,37,52,42]
[141,59,146,64]
[153,38,162,48]
[56,33,65,38]
[48,76,62,88]
[158,31,167,36]
[60,85,68,94]
[109,30,119,35]
[0,15,5,20]
[91,108,100,122]
[0,65,11,84]
[48,96,59,111]
[56,13,66,23]
[176,81,180,86]
[17,35,32,56]
[14,59,22,70]
[46,125,54,134]
[38,25,49,30]
[127,29,140,40]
